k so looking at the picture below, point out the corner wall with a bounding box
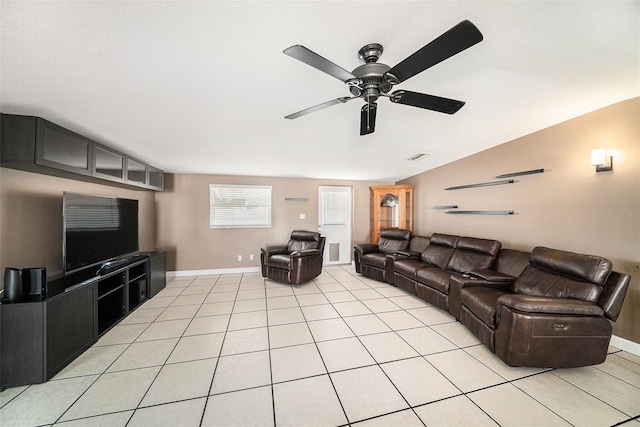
[0,168,157,280]
[155,174,387,271]
[399,97,639,343]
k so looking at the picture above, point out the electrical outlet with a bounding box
[299,213,305,219]
[249,254,254,261]
[237,255,242,261]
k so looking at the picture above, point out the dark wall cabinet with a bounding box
[0,114,163,191]
[0,254,166,388]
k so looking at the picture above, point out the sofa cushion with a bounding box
[268,254,291,270]
[361,252,387,269]
[446,237,501,273]
[376,228,411,254]
[395,259,435,279]
[409,236,431,253]
[529,246,612,286]
[420,233,459,268]
[513,265,604,303]
[415,267,453,293]
[462,286,512,328]
[494,249,531,277]
[287,231,321,252]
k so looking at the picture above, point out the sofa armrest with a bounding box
[497,294,605,317]
[354,243,380,256]
[290,249,322,258]
[467,269,515,283]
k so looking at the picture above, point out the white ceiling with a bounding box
[1,1,638,182]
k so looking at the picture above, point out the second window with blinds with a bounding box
[209,184,272,229]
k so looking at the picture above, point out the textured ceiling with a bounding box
[1,1,638,182]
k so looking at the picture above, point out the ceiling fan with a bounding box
[283,20,483,135]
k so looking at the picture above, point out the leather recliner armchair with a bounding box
[261,230,326,285]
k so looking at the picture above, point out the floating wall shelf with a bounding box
[495,168,545,179]
[284,197,309,201]
[431,205,458,209]
[445,179,514,191]
[446,210,514,215]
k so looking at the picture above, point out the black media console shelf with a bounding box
[0,252,166,388]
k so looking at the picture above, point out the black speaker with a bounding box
[22,267,46,301]
[3,268,23,303]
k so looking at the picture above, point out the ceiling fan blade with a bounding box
[390,90,465,114]
[284,45,357,83]
[285,96,355,119]
[360,102,377,135]
[385,20,483,84]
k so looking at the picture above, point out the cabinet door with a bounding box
[126,156,147,187]
[45,283,98,379]
[0,302,45,387]
[147,165,164,191]
[94,143,125,182]
[35,118,94,176]
[148,252,166,298]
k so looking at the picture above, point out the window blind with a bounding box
[209,184,272,228]
[322,191,346,225]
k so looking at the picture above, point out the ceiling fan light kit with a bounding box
[283,20,483,135]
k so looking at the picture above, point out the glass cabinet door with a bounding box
[126,157,147,186]
[35,119,93,176]
[94,144,124,182]
[147,166,164,191]
[370,185,413,243]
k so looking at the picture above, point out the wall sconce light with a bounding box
[591,149,612,172]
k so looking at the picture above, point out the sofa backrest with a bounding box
[409,236,431,253]
[446,237,502,273]
[287,230,322,253]
[512,246,612,303]
[420,233,459,269]
[377,228,411,254]
[494,249,531,277]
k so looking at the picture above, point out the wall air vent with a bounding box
[407,153,429,161]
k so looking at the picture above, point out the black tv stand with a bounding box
[0,252,166,389]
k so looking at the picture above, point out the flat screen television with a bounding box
[63,192,139,275]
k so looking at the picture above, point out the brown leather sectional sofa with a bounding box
[354,230,631,368]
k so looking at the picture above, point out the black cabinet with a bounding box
[148,165,164,191]
[0,256,165,388]
[0,302,45,387]
[147,252,166,298]
[35,119,94,176]
[94,143,125,183]
[126,156,147,187]
[0,114,164,191]
[45,282,97,379]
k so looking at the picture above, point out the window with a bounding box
[209,184,271,228]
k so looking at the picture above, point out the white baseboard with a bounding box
[610,335,640,356]
[168,267,261,278]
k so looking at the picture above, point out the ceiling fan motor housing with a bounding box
[350,60,392,100]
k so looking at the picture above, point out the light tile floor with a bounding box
[1,265,639,426]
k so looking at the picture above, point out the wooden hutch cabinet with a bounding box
[369,185,414,243]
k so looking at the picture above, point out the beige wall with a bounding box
[0,168,157,280]
[155,174,388,271]
[399,97,639,342]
